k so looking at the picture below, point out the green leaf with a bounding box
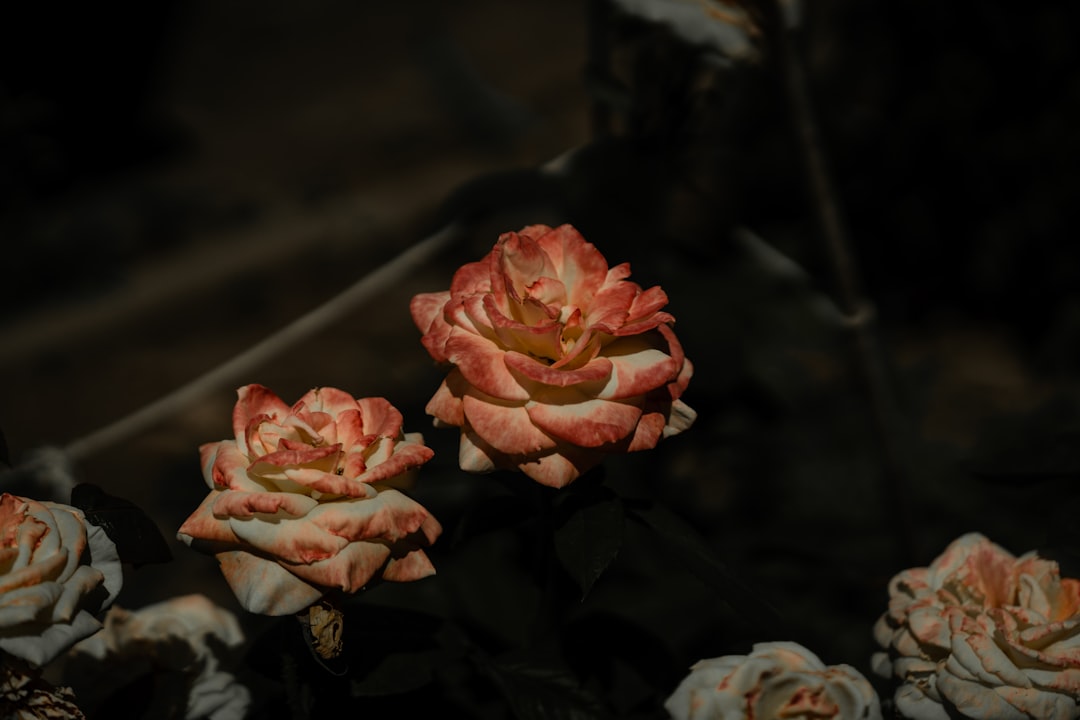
[625,499,783,634]
[478,652,606,720]
[69,483,172,566]
[554,483,624,600]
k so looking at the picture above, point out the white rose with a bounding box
[0,492,121,667]
[666,641,882,719]
[873,533,1080,719]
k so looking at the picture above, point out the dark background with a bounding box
[2,0,1080,714]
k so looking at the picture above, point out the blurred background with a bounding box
[2,0,1080,713]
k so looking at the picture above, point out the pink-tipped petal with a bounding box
[356,442,434,485]
[177,491,241,545]
[308,490,439,544]
[425,373,466,427]
[518,451,589,489]
[599,341,679,399]
[211,491,319,519]
[462,393,556,456]
[626,411,666,452]
[356,397,405,439]
[446,331,530,401]
[527,396,643,448]
[504,351,613,388]
[232,385,290,448]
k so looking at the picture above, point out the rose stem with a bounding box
[280,651,313,720]
[530,482,561,650]
[763,0,915,566]
[61,222,460,462]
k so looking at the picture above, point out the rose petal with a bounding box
[459,429,499,473]
[505,351,613,388]
[211,491,319,519]
[426,373,466,427]
[382,549,437,582]
[533,224,609,309]
[216,550,323,616]
[308,490,441,545]
[232,385,290,452]
[445,330,530,401]
[526,395,643,448]
[285,540,392,593]
[229,514,347,565]
[178,491,242,545]
[462,393,557,456]
[517,451,589,489]
[597,340,678,399]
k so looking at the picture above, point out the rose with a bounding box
[665,641,882,720]
[177,385,442,616]
[0,493,122,667]
[872,533,1080,719]
[67,594,249,720]
[411,223,695,488]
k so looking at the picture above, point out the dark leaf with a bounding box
[69,483,172,566]
[625,499,783,635]
[478,652,607,720]
[553,484,624,600]
[451,492,534,547]
[349,648,446,698]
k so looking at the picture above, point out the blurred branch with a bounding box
[62,223,460,462]
[765,0,915,565]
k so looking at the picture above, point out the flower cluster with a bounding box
[177,385,442,615]
[873,533,1080,719]
[411,223,695,488]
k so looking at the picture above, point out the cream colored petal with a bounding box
[84,520,122,610]
[50,564,104,623]
[216,550,323,616]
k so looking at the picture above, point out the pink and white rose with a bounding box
[665,641,882,720]
[411,223,695,488]
[177,385,442,616]
[0,493,121,667]
[873,533,1080,719]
